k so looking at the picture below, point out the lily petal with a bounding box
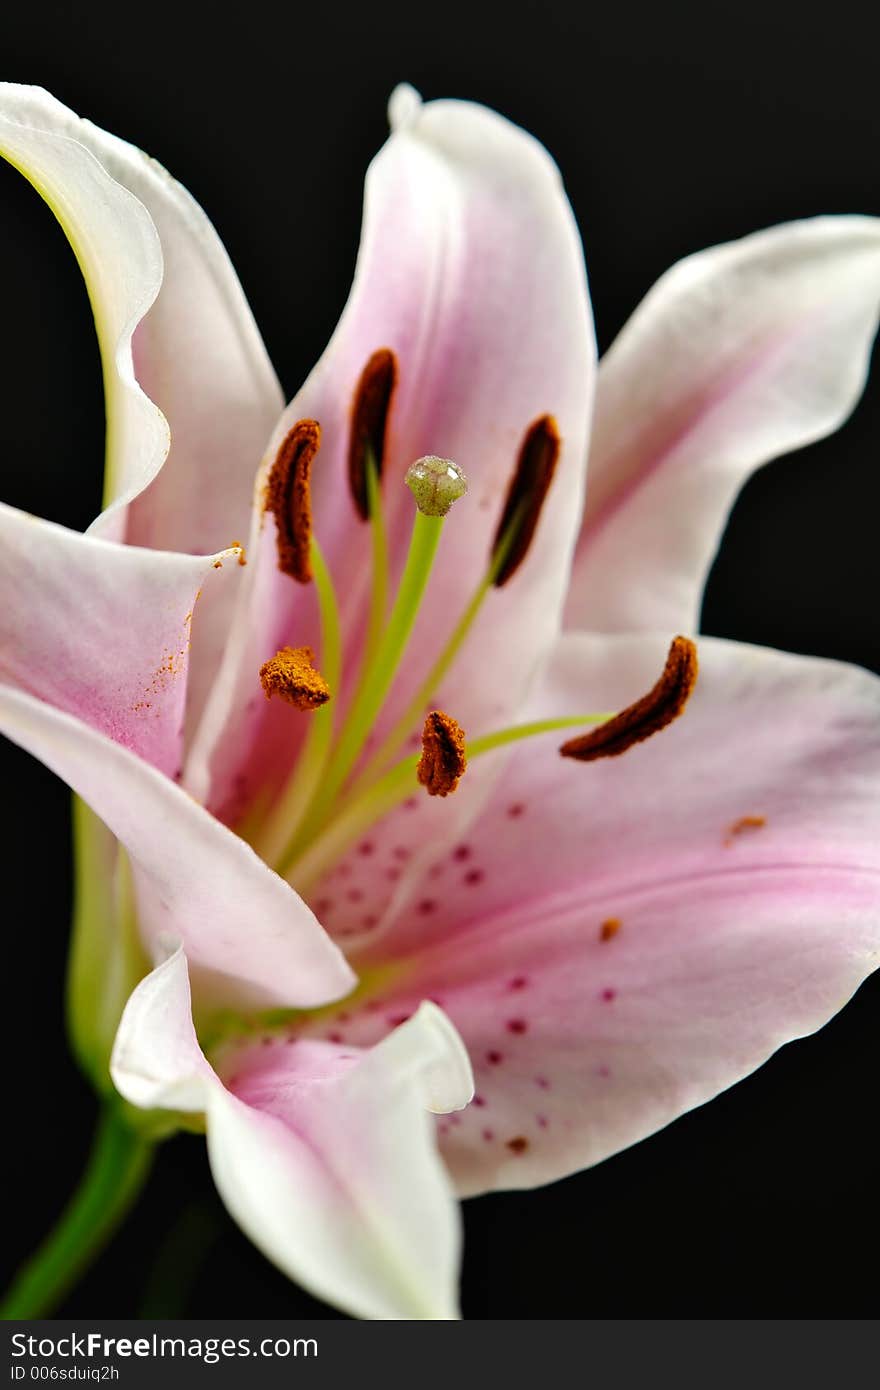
[0,502,241,776]
[0,83,283,546]
[567,217,880,633]
[112,946,472,1319]
[0,686,354,1008]
[187,87,594,817]
[0,83,285,731]
[309,633,880,1195]
[0,84,165,540]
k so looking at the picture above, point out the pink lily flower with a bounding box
[3,81,880,1319]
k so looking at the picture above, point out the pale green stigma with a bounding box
[405,456,468,516]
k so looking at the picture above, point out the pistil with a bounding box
[275,458,468,871]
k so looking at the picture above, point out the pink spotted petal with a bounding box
[112,946,472,1319]
[314,633,880,1195]
[0,686,354,1008]
[567,217,880,633]
[187,86,594,818]
[0,502,241,776]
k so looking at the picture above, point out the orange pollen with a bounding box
[560,636,699,762]
[599,917,621,942]
[417,710,467,797]
[259,646,331,710]
[491,414,561,586]
[724,814,767,846]
[264,420,320,583]
[348,348,398,520]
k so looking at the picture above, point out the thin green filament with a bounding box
[286,710,611,895]
[255,537,342,868]
[361,452,390,674]
[280,509,445,871]
[348,501,527,796]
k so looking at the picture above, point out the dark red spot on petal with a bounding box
[464,868,484,886]
[535,1076,550,1090]
[507,803,525,818]
[473,1094,487,1107]
[417,899,437,915]
[506,1018,528,1035]
[482,1128,495,1142]
[507,1136,529,1155]
[487,1050,504,1066]
[509,975,528,991]
[358,840,375,856]
[328,1031,344,1043]
[601,987,617,1002]
[453,845,472,862]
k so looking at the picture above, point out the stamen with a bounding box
[280,485,451,864]
[264,419,320,583]
[349,348,398,520]
[491,414,561,586]
[259,646,331,710]
[560,636,698,761]
[417,711,467,796]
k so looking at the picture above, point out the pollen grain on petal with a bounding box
[264,419,320,582]
[724,814,767,847]
[417,710,467,797]
[259,645,331,710]
[491,414,561,586]
[560,636,698,762]
[349,348,398,520]
[599,917,621,942]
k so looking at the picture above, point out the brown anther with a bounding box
[264,420,320,582]
[417,710,467,797]
[491,414,561,586]
[259,646,330,710]
[348,348,398,520]
[560,636,698,762]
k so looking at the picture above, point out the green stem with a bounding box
[0,1106,153,1319]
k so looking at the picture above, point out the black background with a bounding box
[3,1,879,1319]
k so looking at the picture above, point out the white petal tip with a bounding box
[410,1001,475,1114]
[388,84,422,133]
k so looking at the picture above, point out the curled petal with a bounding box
[0,83,166,539]
[0,82,283,549]
[112,948,470,1319]
[567,216,880,633]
